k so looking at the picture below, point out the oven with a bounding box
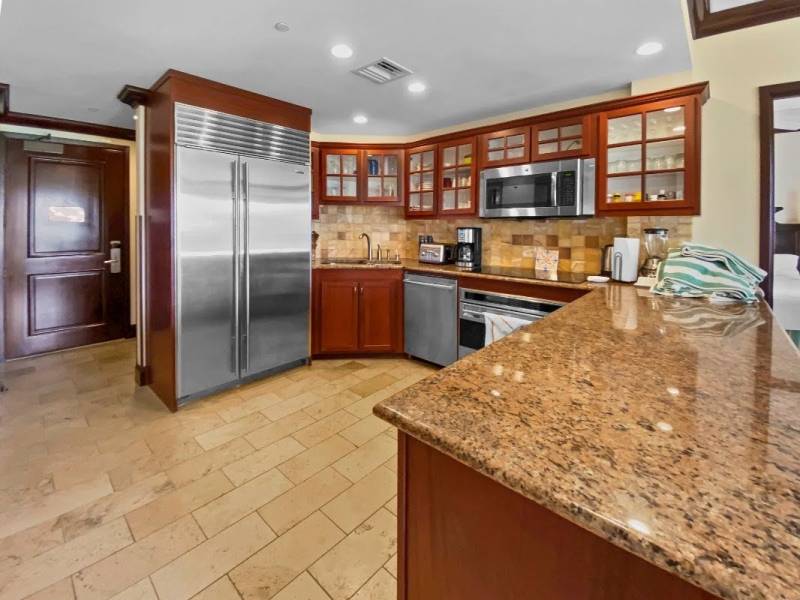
[458,288,564,358]
[479,158,595,218]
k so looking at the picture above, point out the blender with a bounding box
[640,228,669,277]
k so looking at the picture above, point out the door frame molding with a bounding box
[758,80,800,306]
[1,135,132,359]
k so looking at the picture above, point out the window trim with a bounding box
[688,0,800,39]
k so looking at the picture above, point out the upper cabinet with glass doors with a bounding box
[438,137,477,216]
[479,127,530,168]
[405,144,437,218]
[320,147,403,205]
[531,115,594,161]
[597,96,700,216]
[321,148,360,202]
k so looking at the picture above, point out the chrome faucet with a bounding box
[359,233,371,260]
[376,243,382,262]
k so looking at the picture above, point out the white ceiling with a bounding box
[0,0,691,137]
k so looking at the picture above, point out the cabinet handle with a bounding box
[353,285,357,296]
[359,286,363,295]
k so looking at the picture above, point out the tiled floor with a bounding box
[0,339,436,600]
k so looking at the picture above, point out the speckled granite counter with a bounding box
[374,284,800,599]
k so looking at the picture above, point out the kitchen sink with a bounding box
[320,257,402,266]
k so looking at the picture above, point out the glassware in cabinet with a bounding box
[321,148,360,201]
[364,149,403,203]
[438,137,476,215]
[406,144,437,217]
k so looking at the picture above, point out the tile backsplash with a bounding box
[313,205,692,274]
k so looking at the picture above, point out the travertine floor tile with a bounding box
[193,469,292,537]
[245,412,316,450]
[166,437,253,488]
[195,413,269,451]
[270,572,330,600]
[230,512,343,600]
[384,555,397,578]
[292,410,359,448]
[72,515,204,600]
[190,576,241,600]
[301,391,361,421]
[108,578,157,600]
[339,415,390,447]
[278,436,355,485]
[151,513,274,600]
[259,468,351,535]
[322,466,395,533]
[125,471,232,540]
[351,568,395,600]
[347,375,397,399]
[223,437,306,487]
[309,509,397,600]
[0,519,132,600]
[24,577,75,600]
[0,519,64,573]
[263,392,325,422]
[333,435,396,483]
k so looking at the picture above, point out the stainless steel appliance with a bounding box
[418,242,456,264]
[175,103,310,403]
[458,288,563,358]
[640,228,669,277]
[456,227,482,270]
[479,158,595,218]
[404,274,458,366]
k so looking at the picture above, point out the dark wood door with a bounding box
[4,139,129,358]
[317,278,360,353]
[358,278,400,353]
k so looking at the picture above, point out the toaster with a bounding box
[419,242,456,264]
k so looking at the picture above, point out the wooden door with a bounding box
[480,126,530,167]
[363,149,403,204]
[320,148,361,203]
[531,114,595,161]
[358,278,400,353]
[317,278,360,353]
[4,139,129,359]
[438,137,477,216]
[405,144,437,218]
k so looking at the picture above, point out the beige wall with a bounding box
[631,11,800,263]
[0,124,137,324]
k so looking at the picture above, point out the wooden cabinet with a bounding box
[480,126,530,167]
[597,95,699,216]
[320,147,403,205]
[312,269,403,356]
[320,147,360,202]
[405,144,437,218]
[438,136,477,216]
[531,115,594,161]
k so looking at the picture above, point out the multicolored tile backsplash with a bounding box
[313,204,692,274]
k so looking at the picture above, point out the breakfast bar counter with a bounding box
[374,284,800,600]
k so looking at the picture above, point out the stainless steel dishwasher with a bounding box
[404,273,458,366]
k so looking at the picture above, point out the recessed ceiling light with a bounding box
[353,114,368,124]
[407,81,426,94]
[663,107,681,113]
[636,41,663,56]
[274,22,290,32]
[331,44,353,59]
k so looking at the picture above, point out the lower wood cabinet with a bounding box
[312,268,403,356]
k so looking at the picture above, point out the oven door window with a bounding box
[485,174,553,209]
[459,317,485,351]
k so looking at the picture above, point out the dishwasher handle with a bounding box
[404,279,456,291]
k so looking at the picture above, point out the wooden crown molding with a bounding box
[117,84,151,108]
[313,81,710,149]
[0,82,135,141]
[688,0,800,39]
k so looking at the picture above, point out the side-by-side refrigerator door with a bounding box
[241,156,310,377]
[176,146,239,399]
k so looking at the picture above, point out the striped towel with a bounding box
[660,299,765,337]
[652,244,766,303]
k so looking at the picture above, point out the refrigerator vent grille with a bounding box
[175,103,309,165]
[352,57,413,84]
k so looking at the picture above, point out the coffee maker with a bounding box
[456,227,482,270]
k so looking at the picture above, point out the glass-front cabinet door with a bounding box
[406,144,437,218]
[598,96,699,216]
[364,149,403,203]
[531,115,594,161]
[480,126,530,167]
[438,137,477,216]
[321,148,360,202]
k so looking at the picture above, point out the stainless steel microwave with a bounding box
[479,158,595,218]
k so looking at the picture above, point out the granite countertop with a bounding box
[313,259,595,290]
[373,285,800,599]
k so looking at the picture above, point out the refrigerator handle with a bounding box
[242,161,250,373]
[231,159,240,375]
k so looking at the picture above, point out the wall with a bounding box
[631,10,800,263]
[313,205,626,274]
[0,123,137,325]
[775,131,800,224]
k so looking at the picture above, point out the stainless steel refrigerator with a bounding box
[174,104,310,403]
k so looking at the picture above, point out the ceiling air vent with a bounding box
[352,57,413,84]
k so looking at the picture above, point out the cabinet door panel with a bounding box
[358,279,399,352]
[318,279,359,352]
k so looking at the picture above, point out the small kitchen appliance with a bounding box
[456,227,482,270]
[640,228,669,277]
[418,242,456,264]
[611,237,640,283]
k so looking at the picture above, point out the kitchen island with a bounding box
[374,284,800,600]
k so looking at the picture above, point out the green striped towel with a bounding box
[653,244,766,303]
